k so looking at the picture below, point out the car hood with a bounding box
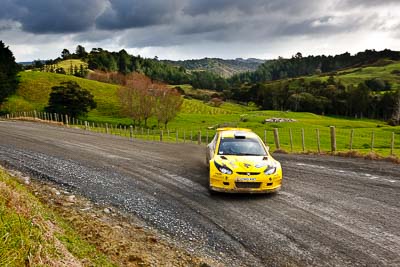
[214,155,276,173]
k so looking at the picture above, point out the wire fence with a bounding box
[1,111,399,158]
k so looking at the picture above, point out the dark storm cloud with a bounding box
[1,0,396,37]
[95,0,182,30]
[0,0,105,33]
[1,0,400,61]
[182,0,318,16]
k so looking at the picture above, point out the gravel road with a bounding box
[1,120,400,266]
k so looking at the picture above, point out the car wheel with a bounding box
[208,187,218,195]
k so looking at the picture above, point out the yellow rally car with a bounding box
[206,128,282,193]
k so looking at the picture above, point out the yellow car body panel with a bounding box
[207,128,283,193]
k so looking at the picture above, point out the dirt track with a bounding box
[1,120,400,266]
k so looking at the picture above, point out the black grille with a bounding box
[235,182,261,189]
[236,172,260,175]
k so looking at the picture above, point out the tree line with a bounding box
[49,46,227,90]
[229,50,400,84]
[228,76,400,123]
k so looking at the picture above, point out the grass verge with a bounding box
[0,166,214,266]
[0,166,115,266]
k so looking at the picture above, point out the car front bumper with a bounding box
[209,184,281,194]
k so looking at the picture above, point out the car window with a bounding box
[217,137,266,156]
[211,133,218,151]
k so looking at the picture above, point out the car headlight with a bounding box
[264,164,277,175]
[214,161,233,175]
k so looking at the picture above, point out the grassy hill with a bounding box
[54,59,88,70]
[305,60,400,90]
[3,71,120,117]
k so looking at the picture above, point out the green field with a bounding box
[45,59,88,74]
[3,70,400,157]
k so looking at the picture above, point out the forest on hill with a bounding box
[15,44,400,124]
[162,58,264,78]
[230,50,400,84]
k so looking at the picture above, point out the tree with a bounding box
[45,81,96,117]
[118,49,131,74]
[0,41,19,105]
[154,86,183,128]
[75,45,87,58]
[118,72,155,127]
[61,49,71,59]
[33,59,44,69]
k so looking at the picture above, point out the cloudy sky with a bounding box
[1,0,399,62]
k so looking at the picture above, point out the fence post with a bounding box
[289,128,293,152]
[176,129,179,143]
[316,129,321,154]
[370,131,375,152]
[34,110,37,119]
[391,132,395,156]
[198,130,201,145]
[330,126,336,152]
[105,123,109,134]
[84,121,88,130]
[273,128,280,150]
[301,128,305,152]
[160,130,163,142]
[349,129,354,150]
[130,126,133,140]
[65,115,69,127]
[264,129,267,144]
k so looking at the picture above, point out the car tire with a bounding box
[208,187,218,195]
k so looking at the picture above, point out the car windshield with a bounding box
[218,137,266,156]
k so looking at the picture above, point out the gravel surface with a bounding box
[1,120,400,266]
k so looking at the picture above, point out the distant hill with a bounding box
[162,58,266,78]
[18,61,34,66]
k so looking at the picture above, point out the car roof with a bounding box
[216,128,259,139]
